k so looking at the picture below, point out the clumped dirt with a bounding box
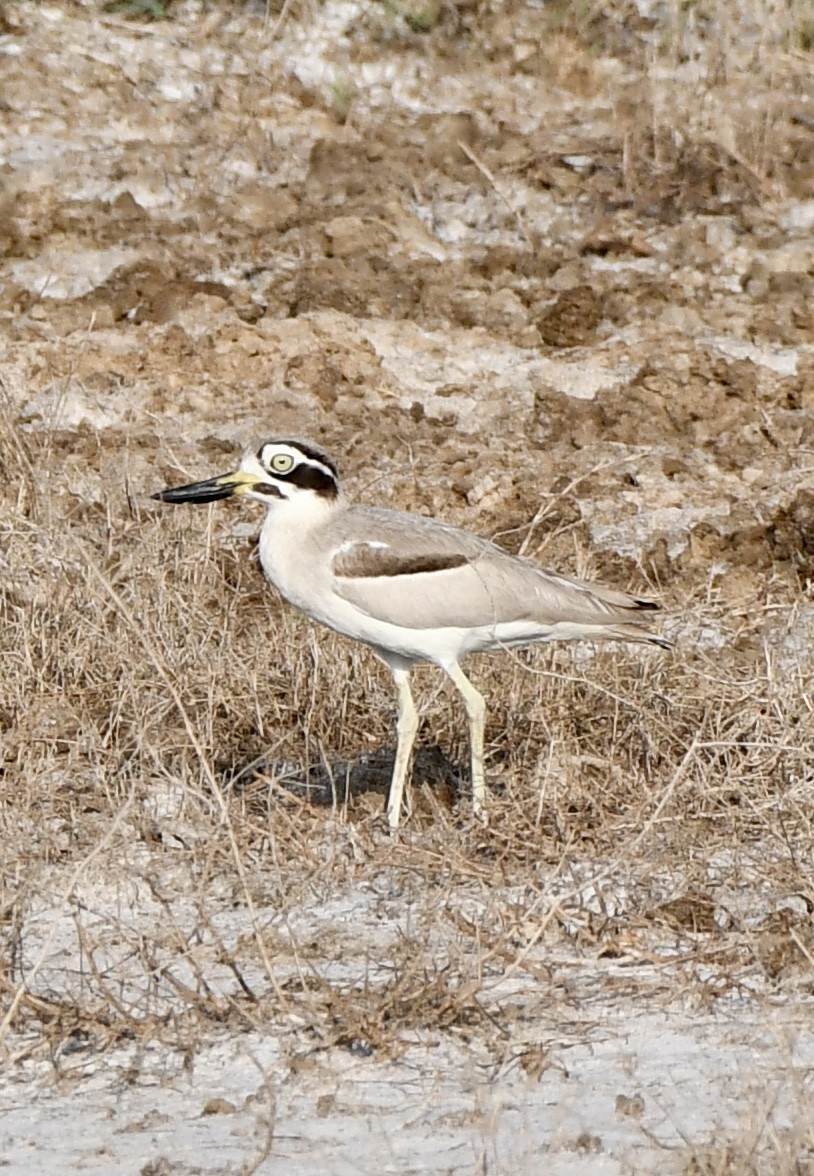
[1,1,814,1172]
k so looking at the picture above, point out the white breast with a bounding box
[256,503,474,667]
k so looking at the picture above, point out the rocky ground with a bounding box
[1,1,814,1172]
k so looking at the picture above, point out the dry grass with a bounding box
[486,0,814,206]
[3,413,813,1060]
[1,0,814,1167]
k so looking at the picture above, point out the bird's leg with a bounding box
[444,663,488,824]
[387,668,419,830]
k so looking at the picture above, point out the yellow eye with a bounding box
[270,453,294,474]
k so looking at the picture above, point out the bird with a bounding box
[153,438,669,829]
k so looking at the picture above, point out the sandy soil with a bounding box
[2,0,814,1172]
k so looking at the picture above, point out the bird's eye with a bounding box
[270,453,294,474]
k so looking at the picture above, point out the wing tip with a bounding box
[633,598,660,612]
[632,598,672,648]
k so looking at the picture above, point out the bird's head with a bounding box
[152,438,341,508]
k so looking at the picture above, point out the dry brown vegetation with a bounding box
[1,0,814,1170]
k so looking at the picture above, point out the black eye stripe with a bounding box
[256,439,339,479]
[278,462,338,497]
[253,441,339,500]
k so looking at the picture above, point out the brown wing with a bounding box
[329,511,659,634]
[333,545,468,579]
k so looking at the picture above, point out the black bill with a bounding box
[152,470,255,505]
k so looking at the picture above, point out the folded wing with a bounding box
[330,509,664,642]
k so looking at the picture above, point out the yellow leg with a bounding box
[386,669,418,829]
[445,663,488,823]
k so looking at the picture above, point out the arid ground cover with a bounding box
[2,1,814,1171]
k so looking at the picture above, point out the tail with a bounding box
[530,569,671,649]
[588,592,672,649]
[599,618,672,650]
[577,582,671,648]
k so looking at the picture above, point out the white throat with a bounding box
[258,485,342,541]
